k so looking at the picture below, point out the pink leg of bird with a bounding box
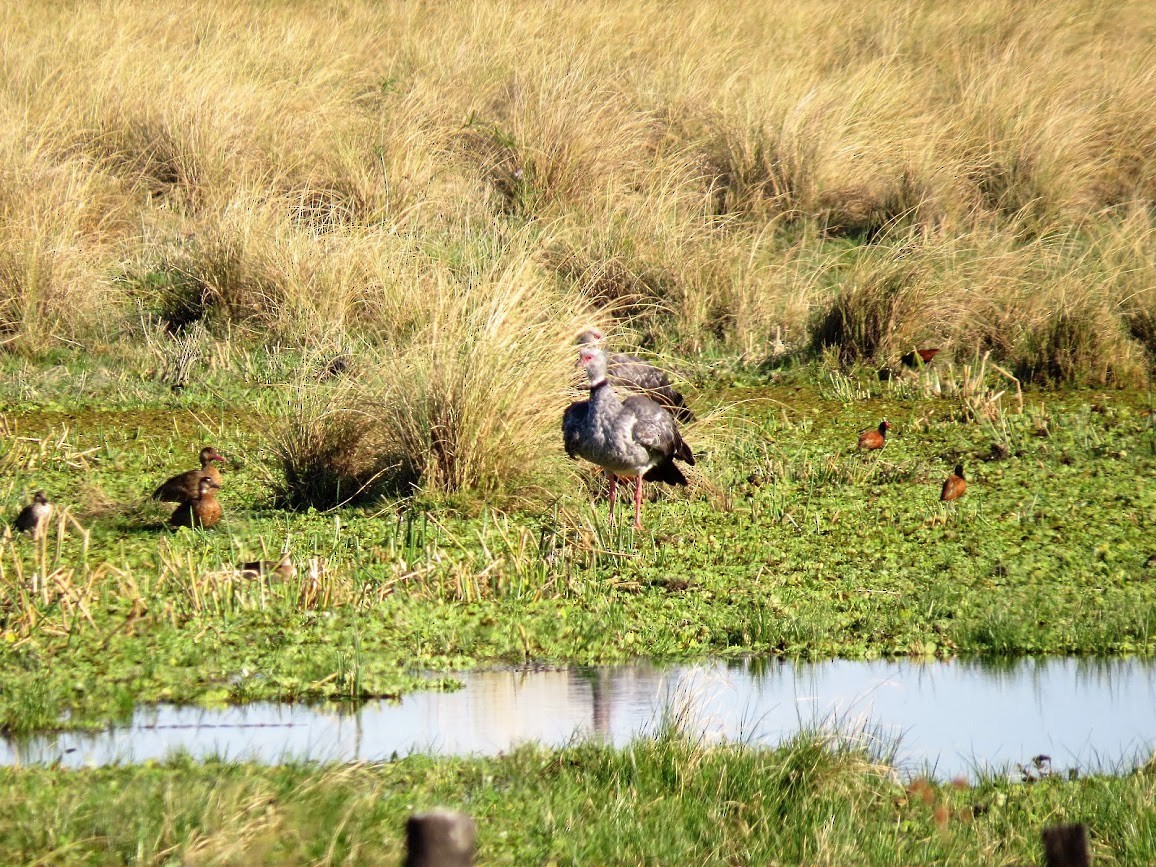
[607,474,618,523]
[633,474,645,530]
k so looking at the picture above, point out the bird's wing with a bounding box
[608,353,672,391]
[153,469,201,502]
[13,505,35,532]
[608,355,693,420]
[622,395,693,465]
[562,400,588,459]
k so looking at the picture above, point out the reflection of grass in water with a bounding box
[644,663,904,781]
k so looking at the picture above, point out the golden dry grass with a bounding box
[0,0,1152,379]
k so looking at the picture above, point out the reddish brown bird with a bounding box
[857,420,891,451]
[169,476,223,529]
[901,348,940,368]
[152,446,225,503]
[940,464,967,502]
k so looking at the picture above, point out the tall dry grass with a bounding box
[0,0,1152,379]
[270,248,596,502]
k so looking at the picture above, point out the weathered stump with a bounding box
[1042,823,1090,867]
[405,809,475,867]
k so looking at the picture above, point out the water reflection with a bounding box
[3,657,1154,780]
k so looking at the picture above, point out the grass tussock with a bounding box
[273,264,595,504]
[271,382,387,510]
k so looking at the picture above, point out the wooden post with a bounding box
[1042,823,1090,867]
[405,809,475,867]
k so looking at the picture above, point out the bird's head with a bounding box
[576,327,605,346]
[32,491,48,505]
[879,420,892,434]
[954,463,965,478]
[200,446,226,466]
[577,345,609,386]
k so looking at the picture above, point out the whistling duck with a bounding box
[169,476,222,529]
[564,344,695,530]
[901,348,940,368]
[13,491,52,540]
[577,328,694,422]
[858,420,891,450]
[940,464,967,502]
[153,446,226,503]
[238,552,297,580]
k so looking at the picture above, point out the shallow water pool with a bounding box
[4,657,1154,780]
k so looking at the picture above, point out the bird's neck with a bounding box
[588,378,621,410]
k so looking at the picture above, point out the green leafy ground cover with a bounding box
[1,353,1153,733]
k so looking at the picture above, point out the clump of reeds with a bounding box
[1013,300,1147,386]
[270,376,392,510]
[371,268,596,496]
[271,258,595,504]
[810,256,927,365]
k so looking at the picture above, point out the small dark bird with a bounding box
[577,328,694,422]
[315,354,351,382]
[14,491,52,540]
[940,464,967,502]
[857,420,891,451]
[169,476,222,529]
[153,446,226,503]
[900,348,940,368]
[238,553,296,580]
[563,345,695,530]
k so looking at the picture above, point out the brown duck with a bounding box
[238,552,296,580]
[169,476,223,529]
[857,420,891,451]
[153,446,225,503]
[14,491,53,540]
[940,464,967,502]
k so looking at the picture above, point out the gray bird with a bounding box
[564,344,695,529]
[577,328,694,422]
[14,491,53,540]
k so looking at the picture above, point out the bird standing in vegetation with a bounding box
[577,328,694,422]
[857,420,891,450]
[152,446,225,502]
[940,464,967,502]
[901,348,940,368]
[169,476,222,529]
[238,552,296,580]
[564,345,695,530]
[13,491,53,540]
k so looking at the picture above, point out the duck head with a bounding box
[199,446,226,467]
